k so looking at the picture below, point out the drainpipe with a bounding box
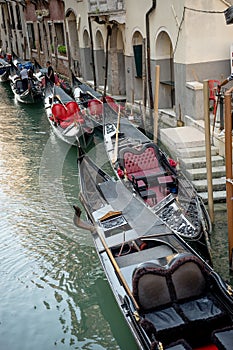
[88,16,97,91]
[146,0,156,112]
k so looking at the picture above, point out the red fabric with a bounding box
[52,104,67,121]
[124,148,159,175]
[88,99,103,115]
[194,345,218,350]
[104,95,124,112]
[117,168,124,178]
[59,120,73,129]
[169,158,177,167]
[52,101,84,123]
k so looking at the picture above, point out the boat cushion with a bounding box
[105,95,124,113]
[119,143,167,184]
[132,265,171,310]
[88,99,103,115]
[15,79,23,92]
[124,147,159,173]
[179,296,223,321]
[165,339,192,349]
[145,307,185,331]
[212,326,233,349]
[133,253,227,344]
[52,101,84,123]
[171,258,206,301]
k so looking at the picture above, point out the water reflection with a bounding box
[0,83,138,350]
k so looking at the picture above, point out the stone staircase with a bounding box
[160,125,226,203]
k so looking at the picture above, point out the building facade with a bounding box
[1,0,233,124]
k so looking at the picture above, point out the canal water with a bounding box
[0,82,232,350]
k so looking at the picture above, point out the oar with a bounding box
[211,91,221,145]
[73,205,140,310]
[196,196,213,266]
[112,105,121,164]
[55,94,68,110]
[86,90,103,103]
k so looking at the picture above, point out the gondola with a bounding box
[0,58,11,82]
[9,61,44,104]
[102,108,213,263]
[38,68,73,96]
[44,84,94,147]
[75,148,233,350]
[72,73,122,129]
[72,73,103,129]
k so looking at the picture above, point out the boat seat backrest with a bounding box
[132,265,171,311]
[121,146,159,175]
[16,80,23,91]
[88,99,103,115]
[170,255,207,301]
[52,103,67,121]
[132,253,209,312]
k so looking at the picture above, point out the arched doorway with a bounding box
[132,31,143,101]
[83,29,93,81]
[95,30,105,87]
[155,31,175,109]
[66,9,80,76]
[109,25,125,96]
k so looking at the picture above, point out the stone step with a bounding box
[176,145,219,159]
[160,126,206,155]
[192,177,226,192]
[180,155,225,170]
[160,125,226,203]
[198,190,226,203]
[184,165,226,181]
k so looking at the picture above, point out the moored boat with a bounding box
[103,112,212,263]
[44,84,94,147]
[38,68,72,96]
[0,58,11,82]
[9,61,44,104]
[75,148,233,350]
[72,74,123,129]
[72,74,103,128]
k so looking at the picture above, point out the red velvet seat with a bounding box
[88,99,103,116]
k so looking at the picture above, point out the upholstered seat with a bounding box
[145,307,185,331]
[132,253,229,347]
[165,339,192,349]
[179,296,223,321]
[119,144,165,184]
[212,326,233,349]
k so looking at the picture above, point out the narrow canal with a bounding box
[0,82,232,350]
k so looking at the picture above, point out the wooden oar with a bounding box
[196,196,213,265]
[211,91,220,145]
[73,204,140,310]
[112,105,121,164]
[96,225,139,310]
[55,94,68,110]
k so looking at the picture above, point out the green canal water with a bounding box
[0,82,232,350]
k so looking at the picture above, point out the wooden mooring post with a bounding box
[224,91,233,270]
[203,80,214,223]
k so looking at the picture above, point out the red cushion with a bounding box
[52,101,84,123]
[124,147,159,174]
[194,345,218,350]
[59,120,73,129]
[52,103,67,121]
[88,99,103,115]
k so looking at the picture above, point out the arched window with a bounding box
[132,31,143,78]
